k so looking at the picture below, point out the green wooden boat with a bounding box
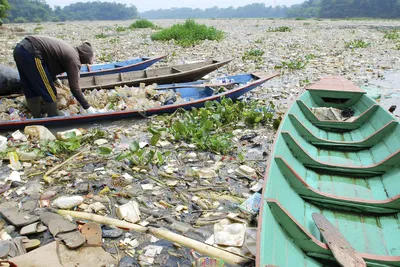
[257,76,400,267]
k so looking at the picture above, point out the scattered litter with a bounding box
[56,129,82,140]
[239,192,262,217]
[94,139,108,146]
[116,201,141,223]
[11,130,27,141]
[6,171,21,182]
[141,184,154,190]
[214,219,246,247]
[24,126,56,141]
[53,196,84,209]
[235,165,257,178]
[195,168,218,179]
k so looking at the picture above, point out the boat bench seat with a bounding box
[274,139,400,213]
[263,155,400,266]
[289,102,398,150]
[298,92,380,132]
[280,117,400,176]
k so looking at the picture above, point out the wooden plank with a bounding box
[307,76,364,93]
[312,213,366,267]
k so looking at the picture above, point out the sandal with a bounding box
[20,222,47,235]
[81,223,102,246]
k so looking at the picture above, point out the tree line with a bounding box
[141,0,400,19]
[1,0,400,24]
[141,4,287,19]
[286,0,400,19]
[1,0,137,23]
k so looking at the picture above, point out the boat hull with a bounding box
[0,73,278,131]
[257,76,400,267]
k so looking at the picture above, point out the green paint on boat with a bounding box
[257,76,400,267]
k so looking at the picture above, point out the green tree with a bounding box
[0,0,11,21]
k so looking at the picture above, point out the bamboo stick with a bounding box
[43,147,88,184]
[55,209,250,265]
[55,210,147,233]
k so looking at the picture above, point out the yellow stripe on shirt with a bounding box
[35,58,57,102]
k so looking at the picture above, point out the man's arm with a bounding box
[65,63,90,109]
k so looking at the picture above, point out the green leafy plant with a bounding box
[267,26,292,32]
[115,26,127,32]
[153,97,274,154]
[109,38,120,44]
[242,49,264,62]
[95,33,108,39]
[46,132,81,155]
[129,19,158,29]
[97,51,113,62]
[344,39,370,49]
[115,140,171,167]
[33,26,44,33]
[305,54,317,60]
[384,30,400,40]
[151,19,224,47]
[276,57,309,71]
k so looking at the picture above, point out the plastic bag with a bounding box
[0,64,22,95]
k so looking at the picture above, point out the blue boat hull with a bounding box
[58,55,166,79]
[0,73,279,131]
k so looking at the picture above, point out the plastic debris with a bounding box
[195,168,218,179]
[214,219,246,247]
[93,139,108,145]
[24,126,56,141]
[11,130,27,141]
[8,152,22,171]
[6,171,21,182]
[53,196,84,209]
[195,257,226,267]
[0,135,7,152]
[235,165,257,178]
[56,129,82,141]
[116,201,141,223]
[238,192,262,216]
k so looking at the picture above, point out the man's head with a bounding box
[76,41,94,65]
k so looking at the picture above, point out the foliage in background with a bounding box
[5,0,137,23]
[4,0,400,23]
[151,19,224,47]
[150,98,275,155]
[141,3,287,19]
[0,0,10,21]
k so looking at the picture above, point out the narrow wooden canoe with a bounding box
[0,72,278,131]
[66,59,233,90]
[257,76,400,267]
[57,55,166,79]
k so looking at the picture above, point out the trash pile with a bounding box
[0,83,186,121]
[0,104,274,266]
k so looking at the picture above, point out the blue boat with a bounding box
[0,72,279,130]
[57,55,166,79]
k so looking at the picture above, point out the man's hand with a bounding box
[54,79,63,87]
[82,106,98,115]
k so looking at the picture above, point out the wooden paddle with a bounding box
[312,213,366,267]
